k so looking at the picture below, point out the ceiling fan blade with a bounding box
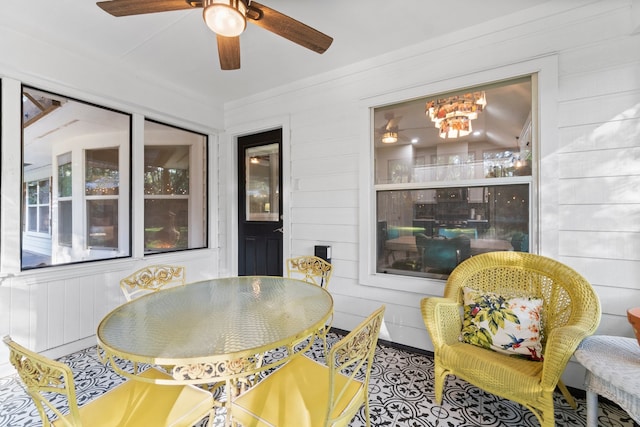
[247,2,333,54]
[386,117,402,131]
[96,0,199,17]
[217,35,241,70]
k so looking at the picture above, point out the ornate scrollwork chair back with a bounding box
[3,335,214,427]
[120,264,186,301]
[4,336,80,426]
[286,255,333,289]
[232,305,386,427]
[421,252,601,427]
[286,256,334,353]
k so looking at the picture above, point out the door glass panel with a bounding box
[245,143,279,221]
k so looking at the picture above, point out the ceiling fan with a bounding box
[377,113,409,144]
[96,0,333,70]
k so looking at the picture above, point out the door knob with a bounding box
[273,227,283,233]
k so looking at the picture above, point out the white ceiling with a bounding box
[1,0,548,105]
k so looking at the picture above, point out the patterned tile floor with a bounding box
[0,332,636,427]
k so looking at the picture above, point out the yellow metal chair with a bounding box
[4,336,214,427]
[421,252,601,427]
[120,264,185,301]
[286,255,334,352]
[286,256,333,289]
[232,305,385,427]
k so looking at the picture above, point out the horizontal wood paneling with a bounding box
[559,176,640,204]
[558,90,640,128]
[558,147,640,178]
[291,189,359,208]
[561,256,640,290]
[559,62,640,102]
[560,204,640,232]
[291,154,360,178]
[291,224,358,243]
[291,207,358,225]
[559,230,640,260]
[558,117,640,152]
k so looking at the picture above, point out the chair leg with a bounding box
[433,365,446,405]
[364,390,372,427]
[528,397,556,427]
[539,408,556,427]
[205,409,215,427]
[586,390,598,427]
[557,380,577,409]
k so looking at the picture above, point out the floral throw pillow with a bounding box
[461,287,544,361]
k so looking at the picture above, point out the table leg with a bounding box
[586,390,598,427]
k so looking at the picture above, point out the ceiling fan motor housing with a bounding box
[203,0,248,37]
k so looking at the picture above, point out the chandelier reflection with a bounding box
[426,91,487,139]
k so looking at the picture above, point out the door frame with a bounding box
[223,116,291,276]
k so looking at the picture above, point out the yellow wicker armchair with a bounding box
[421,252,601,427]
[286,255,333,288]
[120,264,185,301]
[4,336,213,427]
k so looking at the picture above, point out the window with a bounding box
[143,120,207,254]
[21,86,131,269]
[25,179,50,234]
[57,153,72,247]
[374,77,534,280]
[86,148,120,249]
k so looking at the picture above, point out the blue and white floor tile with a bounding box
[0,333,636,427]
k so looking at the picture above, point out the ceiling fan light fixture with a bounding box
[203,0,247,37]
[382,131,398,144]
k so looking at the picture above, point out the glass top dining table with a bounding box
[96,276,334,386]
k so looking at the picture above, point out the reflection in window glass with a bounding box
[21,86,131,269]
[245,143,279,222]
[87,199,118,248]
[57,153,72,246]
[144,120,207,254]
[58,201,72,247]
[57,153,72,197]
[373,77,534,280]
[86,149,119,196]
[374,78,532,186]
[377,185,529,279]
[25,179,50,234]
[144,199,188,250]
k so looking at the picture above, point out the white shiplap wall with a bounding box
[222,0,640,388]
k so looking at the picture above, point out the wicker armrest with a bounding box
[540,325,592,389]
[421,297,462,347]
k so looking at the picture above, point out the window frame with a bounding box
[142,119,209,255]
[20,86,133,270]
[24,178,51,235]
[358,56,559,293]
[1,78,217,278]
